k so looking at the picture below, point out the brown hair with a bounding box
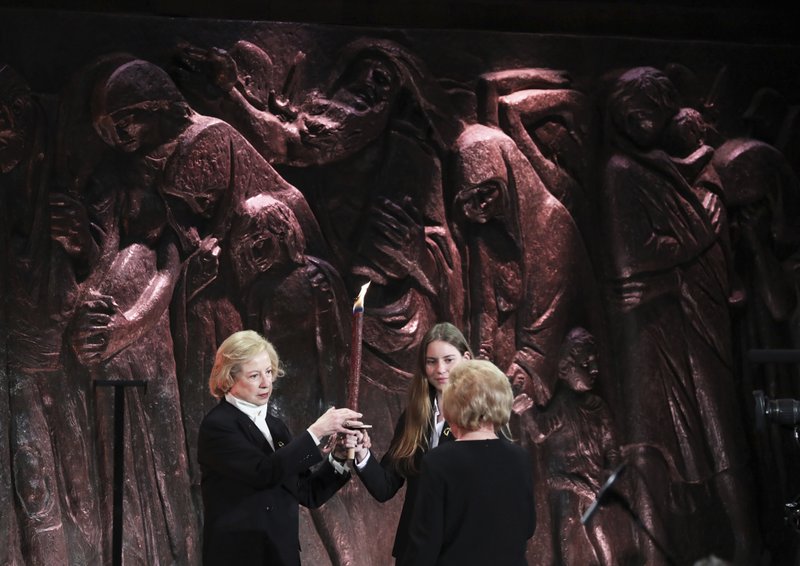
[208,330,284,399]
[387,322,471,475]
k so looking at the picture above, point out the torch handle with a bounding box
[347,309,364,411]
[347,282,370,460]
[343,424,370,461]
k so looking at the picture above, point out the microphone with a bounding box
[581,462,626,525]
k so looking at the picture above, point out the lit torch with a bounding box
[347,281,370,459]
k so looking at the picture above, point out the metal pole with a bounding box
[94,379,147,566]
[748,349,800,364]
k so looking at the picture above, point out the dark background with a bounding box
[0,0,794,45]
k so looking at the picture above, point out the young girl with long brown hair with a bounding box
[353,322,472,562]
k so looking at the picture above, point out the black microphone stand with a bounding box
[94,379,148,566]
[582,463,679,566]
[604,488,679,566]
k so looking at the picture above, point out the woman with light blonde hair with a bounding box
[198,330,364,566]
[207,329,284,399]
[401,359,536,566]
[441,359,514,437]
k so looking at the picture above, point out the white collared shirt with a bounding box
[226,393,276,450]
[430,397,445,449]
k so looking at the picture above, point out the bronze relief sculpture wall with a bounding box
[2,8,800,565]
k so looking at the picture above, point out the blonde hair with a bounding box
[443,360,513,431]
[387,322,471,475]
[208,330,284,398]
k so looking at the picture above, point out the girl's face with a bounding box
[228,351,274,406]
[424,340,470,393]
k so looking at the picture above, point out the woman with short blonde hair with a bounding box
[207,330,284,399]
[401,358,535,566]
[442,359,513,433]
[198,329,364,566]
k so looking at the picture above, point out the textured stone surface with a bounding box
[2,9,800,565]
